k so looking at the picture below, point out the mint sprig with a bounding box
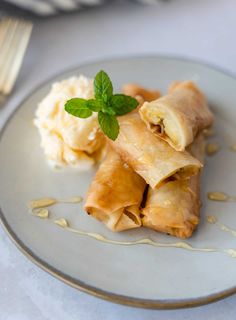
[64,70,138,140]
[65,98,92,118]
[98,111,119,141]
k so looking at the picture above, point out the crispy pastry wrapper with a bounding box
[109,113,202,188]
[84,149,146,231]
[142,133,205,239]
[139,81,213,151]
[122,83,161,102]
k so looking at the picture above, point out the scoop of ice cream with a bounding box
[34,75,104,169]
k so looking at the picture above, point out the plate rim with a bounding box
[1,54,236,309]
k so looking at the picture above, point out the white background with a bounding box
[1,0,236,319]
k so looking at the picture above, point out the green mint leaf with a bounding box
[101,105,116,116]
[94,70,113,101]
[87,99,102,112]
[98,111,119,141]
[65,98,92,118]
[65,70,139,141]
[111,94,139,116]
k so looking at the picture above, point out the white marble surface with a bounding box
[1,0,236,319]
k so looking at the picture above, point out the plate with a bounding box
[1,56,236,309]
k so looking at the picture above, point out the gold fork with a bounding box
[0,17,33,95]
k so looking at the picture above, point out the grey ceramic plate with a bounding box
[1,56,236,309]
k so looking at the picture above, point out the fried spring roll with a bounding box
[142,134,205,239]
[139,81,213,151]
[109,113,202,189]
[122,83,161,102]
[84,149,146,231]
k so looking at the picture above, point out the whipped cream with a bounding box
[34,75,104,169]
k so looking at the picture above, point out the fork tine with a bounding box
[0,19,20,89]
[2,21,32,95]
[0,18,19,64]
[0,18,32,95]
[0,18,11,47]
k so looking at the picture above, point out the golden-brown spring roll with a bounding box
[142,133,205,239]
[84,148,146,231]
[122,83,161,102]
[139,81,213,151]
[109,113,202,189]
